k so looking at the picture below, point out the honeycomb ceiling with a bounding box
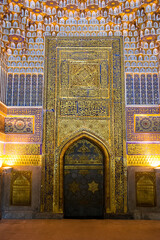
[0,0,159,74]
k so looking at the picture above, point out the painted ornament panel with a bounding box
[5,117,34,134]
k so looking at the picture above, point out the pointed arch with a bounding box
[57,131,111,214]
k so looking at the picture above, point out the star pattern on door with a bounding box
[88,181,99,194]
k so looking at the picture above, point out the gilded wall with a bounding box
[42,36,127,214]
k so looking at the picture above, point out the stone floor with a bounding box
[0,219,160,240]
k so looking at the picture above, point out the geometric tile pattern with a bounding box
[126,107,160,141]
[126,74,159,105]
[0,1,159,107]
[6,108,42,143]
[135,115,160,133]
[5,117,34,134]
[7,74,43,106]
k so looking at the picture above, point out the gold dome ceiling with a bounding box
[0,0,159,75]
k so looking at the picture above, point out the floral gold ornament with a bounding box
[134,114,160,133]
[9,35,24,43]
[45,1,58,8]
[123,8,134,14]
[66,4,79,11]
[107,0,120,7]
[5,117,34,134]
[127,155,160,166]
[143,0,157,4]
[87,5,99,11]
[32,8,42,14]
[141,35,157,42]
[10,0,22,4]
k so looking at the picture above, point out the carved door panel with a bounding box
[64,138,104,218]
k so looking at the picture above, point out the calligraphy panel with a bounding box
[60,99,109,117]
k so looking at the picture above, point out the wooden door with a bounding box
[64,138,104,218]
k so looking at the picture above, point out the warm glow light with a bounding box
[13,37,19,41]
[0,159,2,168]
[151,162,160,167]
[4,162,13,166]
[146,37,152,40]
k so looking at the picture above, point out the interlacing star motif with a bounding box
[69,181,80,193]
[88,181,99,194]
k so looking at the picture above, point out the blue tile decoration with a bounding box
[37,74,43,106]
[126,73,159,105]
[6,74,43,106]
[7,74,13,106]
[153,74,159,105]
[147,74,153,104]
[6,107,42,143]
[19,74,25,106]
[25,74,31,106]
[134,74,140,104]
[126,74,134,105]
[5,117,34,134]
[13,74,18,106]
[126,107,160,141]
[141,74,147,104]
[135,115,160,133]
[6,73,159,107]
[31,74,37,106]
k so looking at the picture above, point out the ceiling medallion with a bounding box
[107,0,120,8]
[45,1,58,8]
[123,8,133,14]
[32,8,42,14]
[87,4,99,11]
[11,0,22,4]
[66,4,78,11]
[9,35,24,43]
[141,35,157,42]
[143,0,156,3]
